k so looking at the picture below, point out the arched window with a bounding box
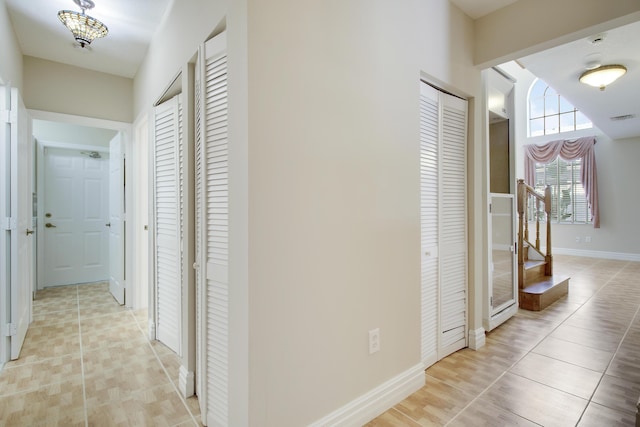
[528,79,592,137]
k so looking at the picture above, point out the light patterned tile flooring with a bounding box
[0,282,202,427]
[369,256,640,426]
[2,257,639,426]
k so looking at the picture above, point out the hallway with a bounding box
[0,282,201,426]
[370,255,640,426]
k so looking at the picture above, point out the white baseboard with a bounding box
[468,327,486,350]
[553,248,640,261]
[179,365,195,398]
[148,320,156,340]
[308,363,425,427]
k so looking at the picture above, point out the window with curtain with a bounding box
[528,79,592,137]
[524,137,599,228]
[533,157,591,224]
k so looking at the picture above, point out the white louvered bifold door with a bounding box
[438,92,468,359]
[419,82,468,366]
[420,84,439,367]
[196,32,228,427]
[154,94,182,355]
[194,48,204,403]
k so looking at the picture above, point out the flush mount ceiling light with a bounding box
[58,0,108,48]
[579,64,627,91]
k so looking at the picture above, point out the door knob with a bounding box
[26,229,34,235]
[45,223,57,228]
[105,223,111,227]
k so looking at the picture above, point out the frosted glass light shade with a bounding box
[58,10,108,47]
[579,65,627,91]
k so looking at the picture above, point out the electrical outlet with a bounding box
[575,236,580,243]
[585,236,592,243]
[369,328,380,354]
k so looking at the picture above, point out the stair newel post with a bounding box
[517,180,526,290]
[544,185,553,276]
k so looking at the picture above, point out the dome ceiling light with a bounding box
[579,64,627,91]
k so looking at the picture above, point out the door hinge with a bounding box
[5,323,16,337]
[4,217,16,230]
[490,296,493,307]
[489,203,492,214]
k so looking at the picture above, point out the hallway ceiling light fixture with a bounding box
[579,64,627,91]
[58,0,108,48]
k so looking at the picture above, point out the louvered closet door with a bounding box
[194,47,204,402]
[195,32,229,427]
[438,91,468,359]
[419,82,468,365]
[154,95,182,355]
[420,84,439,367]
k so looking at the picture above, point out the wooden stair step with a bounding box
[520,275,570,311]
[524,260,546,270]
[523,259,548,284]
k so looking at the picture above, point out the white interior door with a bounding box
[1,86,33,361]
[419,84,439,367]
[420,82,468,366]
[43,148,109,286]
[154,95,182,355]
[439,91,468,359]
[109,133,125,304]
[133,116,149,310]
[195,32,229,426]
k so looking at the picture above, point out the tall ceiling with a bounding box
[6,0,171,78]
[4,0,639,139]
[518,20,640,140]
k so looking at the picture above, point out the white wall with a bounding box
[33,120,117,147]
[502,61,640,259]
[132,0,228,119]
[135,0,481,425]
[475,0,640,67]
[247,0,480,425]
[0,0,22,89]
[23,56,133,123]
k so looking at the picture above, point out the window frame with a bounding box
[532,157,592,225]
[528,79,592,137]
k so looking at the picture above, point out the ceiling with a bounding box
[518,20,640,140]
[4,0,639,139]
[6,0,171,78]
[449,0,519,19]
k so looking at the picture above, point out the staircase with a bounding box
[517,179,570,311]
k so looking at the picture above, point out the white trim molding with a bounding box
[178,365,195,398]
[308,363,425,427]
[148,319,156,340]
[553,248,640,262]
[468,327,486,350]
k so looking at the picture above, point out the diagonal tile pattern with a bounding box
[369,256,640,426]
[0,282,201,427]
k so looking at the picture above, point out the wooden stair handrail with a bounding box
[517,179,553,289]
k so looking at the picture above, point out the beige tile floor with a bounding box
[2,257,639,426]
[369,255,640,426]
[0,282,202,427]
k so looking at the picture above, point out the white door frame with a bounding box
[132,112,150,311]
[30,111,132,301]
